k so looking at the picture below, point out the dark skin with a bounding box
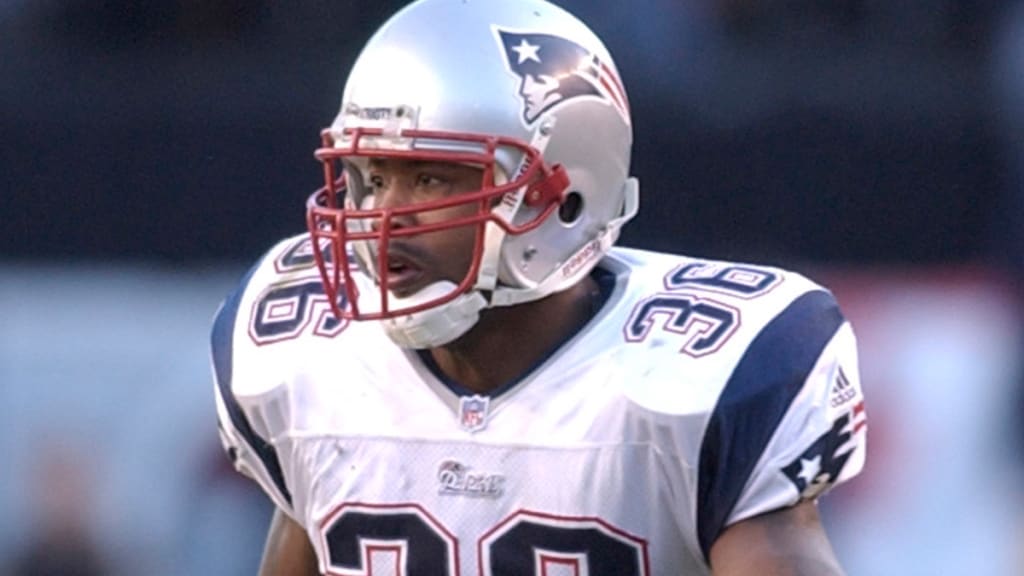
[256,158,847,575]
[363,158,602,393]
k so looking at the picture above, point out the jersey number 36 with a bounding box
[625,262,780,357]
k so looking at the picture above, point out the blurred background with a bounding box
[1,0,1022,574]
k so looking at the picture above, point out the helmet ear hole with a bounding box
[558,191,584,224]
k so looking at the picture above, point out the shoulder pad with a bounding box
[601,249,864,559]
[606,249,836,413]
[209,234,372,519]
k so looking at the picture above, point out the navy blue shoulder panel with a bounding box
[696,289,843,561]
[211,262,293,507]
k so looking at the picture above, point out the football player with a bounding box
[212,0,867,574]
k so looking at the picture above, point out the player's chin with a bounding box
[389,273,469,302]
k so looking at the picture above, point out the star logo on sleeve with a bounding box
[796,455,821,485]
[792,454,833,499]
[782,408,860,499]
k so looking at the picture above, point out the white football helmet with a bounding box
[307,0,638,348]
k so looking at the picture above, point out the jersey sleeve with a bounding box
[210,258,299,521]
[695,289,866,559]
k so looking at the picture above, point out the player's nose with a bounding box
[369,181,416,232]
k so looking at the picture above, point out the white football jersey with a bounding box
[212,234,866,575]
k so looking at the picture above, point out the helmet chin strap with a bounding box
[380,281,488,349]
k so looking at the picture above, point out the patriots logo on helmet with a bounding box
[495,29,630,127]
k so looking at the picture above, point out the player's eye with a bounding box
[416,173,445,188]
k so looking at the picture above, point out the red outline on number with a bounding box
[247,276,349,346]
[364,543,403,576]
[664,262,784,300]
[538,553,582,576]
[476,509,650,576]
[318,502,461,576]
[274,237,320,274]
[622,293,742,358]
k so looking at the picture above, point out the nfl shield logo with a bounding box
[459,395,490,432]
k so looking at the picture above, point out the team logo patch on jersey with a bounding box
[437,460,505,498]
[782,401,866,499]
[459,394,491,432]
[495,28,630,127]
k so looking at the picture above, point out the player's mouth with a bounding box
[382,255,424,296]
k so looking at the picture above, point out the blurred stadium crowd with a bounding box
[1,1,1022,574]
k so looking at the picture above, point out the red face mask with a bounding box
[306,126,570,322]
